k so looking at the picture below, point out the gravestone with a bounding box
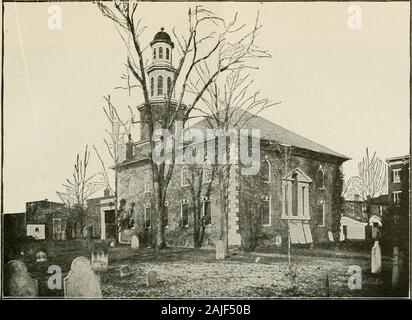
[255,257,261,263]
[131,235,139,249]
[371,241,382,274]
[4,260,38,297]
[146,270,157,287]
[91,250,108,272]
[120,265,132,278]
[328,231,334,242]
[215,240,225,260]
[64,256,102,298]
[275,235,282,247]
[36,251,47,263]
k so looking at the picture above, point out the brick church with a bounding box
[114,28,350,248]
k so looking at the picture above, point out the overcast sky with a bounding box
[2,1,410,212]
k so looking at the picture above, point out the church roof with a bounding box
[192,108,350,161]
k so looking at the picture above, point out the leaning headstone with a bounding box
[131,235,139,249]
[120,265,132,278]
[371,241,382,274]
[64,256,102,298]
[91,250,108,273]
[328,231,334,242]
[392,247,400,287]
[146,270,157,287]
[255,257,261,263]
[4,260,38,297]
[275,235,282,248]
[36,251,47,263]
[215,240,225,260]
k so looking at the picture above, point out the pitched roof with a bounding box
[192,108,350,161]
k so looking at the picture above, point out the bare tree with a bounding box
[93,95,135,244]
[97,2,270,249]
[191,69,278,257]
[56,145,105,238]
[344,147,388,221]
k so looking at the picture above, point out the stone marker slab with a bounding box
[91,250,108,272]
[328,231,334,242]
[120,265,132,278]
[131,235,139,249]
[215,240,225,260]
[64,256,102,298]
[371,241,382,274]
[36,251,47,263]
[4,260,38,297]
[146,270,157,287]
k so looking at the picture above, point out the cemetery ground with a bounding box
[19,243,403,298]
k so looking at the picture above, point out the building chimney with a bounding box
[126,133,133,159]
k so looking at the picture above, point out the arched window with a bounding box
[167,77,172,96]
[166,48,170,60]
[153,48,156,60]
[150,77,154,96]
[261,160,271,183]
[159,47,163,59]
[181,166,189,187]
[157,76,163,96]
[317,168,325,189]
[144,173,151,193]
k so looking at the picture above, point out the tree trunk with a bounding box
[193,200,200,248]
[154,181,166,250]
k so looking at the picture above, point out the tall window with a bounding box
[317,168,325,189]
[144,173,151,193]
[393,169,401,183]
[181,202,189,227]
[157,76,163,96]
[150,77,154,96]
[393,191,401,204]
[203,168,212,184]
[181,166,189,187]
[261,160,271,183]
[167,77,172,96]
[350,203,355,215]
[281,168,311,220]
[144,206,151,229]
[166,48,170,60]
[164,201,169,227]
[159,47,163,59]
[153,48,156,59]
[317,201,325,226]
[262,196,271,226]
[202,199,212,225]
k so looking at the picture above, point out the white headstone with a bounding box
[91,250,108,272]
[120,265,132,278]
[255,257,261,263]
[328,231,334,242]
[131,235,139,249]
[64,257,102,298]
[371,241,382,274]
[4,260,38,297]
[275,235,282,247]
[215,240,225,260]
[146,270,157,287]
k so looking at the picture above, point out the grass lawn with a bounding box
[25,245,405,298]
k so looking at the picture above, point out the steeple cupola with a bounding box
[147,27,176,99]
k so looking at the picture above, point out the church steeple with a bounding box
[147,27,176,99]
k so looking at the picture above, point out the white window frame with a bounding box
[144,173,151,194]
[281,168,311,220]
[202,198,212,226]
[350,203,355,215]
[181,166,189,187]
[393,169,401,183]
[317,168,325,189]
[180,201,189,228]
[202,168,212,184]
[393,191,402,204]
[317,201,325,227]
[261,160,271,183]
[262,196,271,226]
